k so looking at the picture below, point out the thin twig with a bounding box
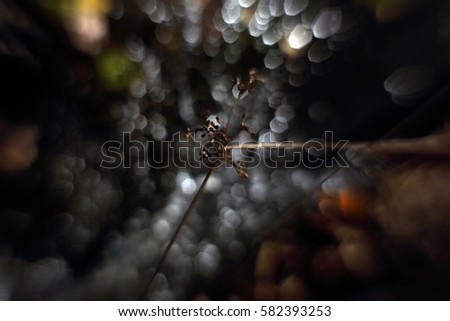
[148,167,215,286]
[224,141,367,150]
[148,97,241,290]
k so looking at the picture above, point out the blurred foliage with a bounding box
[40,0,112,15]
[96,47,140,90]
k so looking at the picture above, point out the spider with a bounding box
[185,113,250,178]
[147,69,263,288]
